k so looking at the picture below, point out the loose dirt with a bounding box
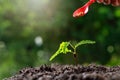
[4,64,120,80]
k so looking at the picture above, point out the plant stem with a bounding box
[69,43,75,49]
[70,43,78,64]
[73,48,78,65]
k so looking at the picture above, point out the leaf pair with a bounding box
[49,40,96,61]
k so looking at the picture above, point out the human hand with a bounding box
[97,0,120,6]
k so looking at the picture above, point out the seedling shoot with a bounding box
[49,40,96,64]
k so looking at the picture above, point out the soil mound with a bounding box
[4,64,120,80]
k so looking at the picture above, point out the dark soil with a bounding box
[4,64,120,80]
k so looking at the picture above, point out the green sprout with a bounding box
[49,40,96,64]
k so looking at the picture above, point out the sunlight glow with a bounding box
[28,0,50,9]
[13,0,64,29]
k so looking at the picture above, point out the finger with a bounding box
[96,0,104,3]
[111,0,119,6]
[118,0,120,6]
[103,0,111,5]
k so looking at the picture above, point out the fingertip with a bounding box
[103,0,111,5]
[96,0,103,3]
[111,0,119,6]
[118,0,120,6]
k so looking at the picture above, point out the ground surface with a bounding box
[4,64,120,80]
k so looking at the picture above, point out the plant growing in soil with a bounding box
[49,40,96,64]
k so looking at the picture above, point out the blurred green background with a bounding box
[0,0,120,79]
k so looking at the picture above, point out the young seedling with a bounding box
[49,40,96,64]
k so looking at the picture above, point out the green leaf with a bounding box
[75,40,96,48]
[49,42,71,61]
